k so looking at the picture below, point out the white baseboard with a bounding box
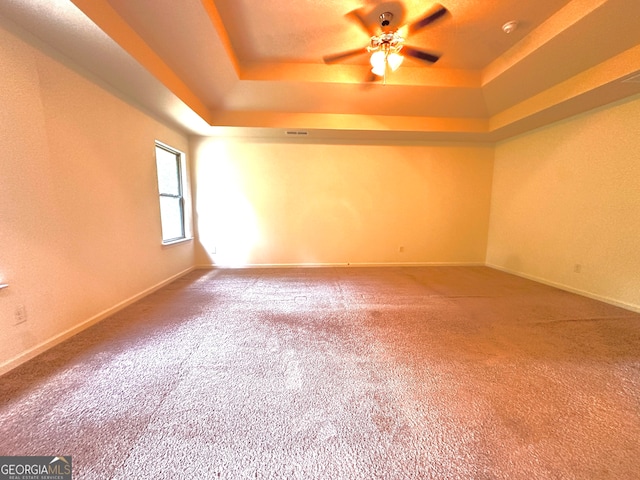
[197,262,485,269]
[0,266,195,377]
[486,263,640,313]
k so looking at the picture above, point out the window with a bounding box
[155,142,188,244]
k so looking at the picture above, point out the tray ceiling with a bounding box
[2,0,640,141]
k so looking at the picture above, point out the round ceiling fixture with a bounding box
[502,21,518,34]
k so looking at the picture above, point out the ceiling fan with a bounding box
[323,3,449,81]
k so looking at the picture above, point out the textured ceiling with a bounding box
[2,0,640,141]
[214,0,567,69]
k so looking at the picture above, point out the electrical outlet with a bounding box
[14,305,27,325]
[574,264,582,273]
[398,246,405,253]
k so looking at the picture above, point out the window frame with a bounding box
[155,141,191,245]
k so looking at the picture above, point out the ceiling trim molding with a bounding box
[490,43,640,131]
[239,61,482,88]
[482,0,608,85]
[199,0,241,77]
[69,0,214,124]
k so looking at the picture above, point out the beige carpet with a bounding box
[1,266,639,479]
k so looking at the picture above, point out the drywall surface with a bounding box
[0,21,194,372]
[487,94,640,311]
[192,137,494,267]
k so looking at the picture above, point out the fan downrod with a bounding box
[379,12,393,28]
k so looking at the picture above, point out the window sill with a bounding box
[162,237,193,247]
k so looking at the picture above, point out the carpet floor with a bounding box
[1,266,639,479]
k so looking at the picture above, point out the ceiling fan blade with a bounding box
[407,4,449,36]
[402,45,440,64]
[346,8,377,37]
[323,47,369,64]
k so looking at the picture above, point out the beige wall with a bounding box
[0,22,194,372]
[487,94,640,311]
[192,138,494,267]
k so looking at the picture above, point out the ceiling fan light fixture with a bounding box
[387,52,404,71]
[370,50,387,75]
[324,4,449,82]
[371,62,386,77]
